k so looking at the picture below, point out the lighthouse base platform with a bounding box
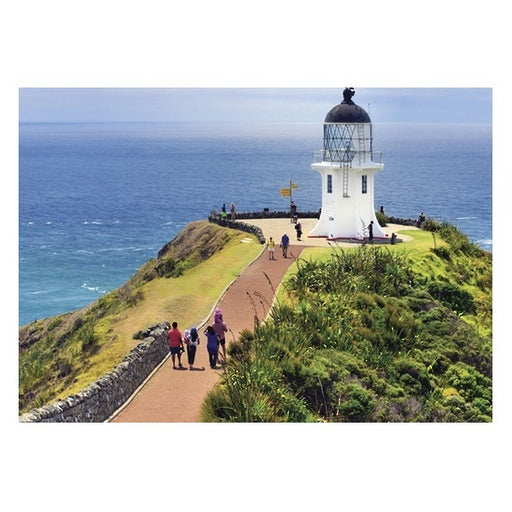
[243,218,418,248]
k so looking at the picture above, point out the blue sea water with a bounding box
[19,121,492,326]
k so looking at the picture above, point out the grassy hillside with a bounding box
[19,221,262,413]
[201,221,492,422]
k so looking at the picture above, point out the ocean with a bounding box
[19,121,492,326]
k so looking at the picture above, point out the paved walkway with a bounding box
[110,243,305,422]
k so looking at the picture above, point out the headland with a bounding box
[19,214,491,423]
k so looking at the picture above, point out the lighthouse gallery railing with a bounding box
[312,150,383,166]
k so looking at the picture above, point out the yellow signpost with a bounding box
[280,179,297,201]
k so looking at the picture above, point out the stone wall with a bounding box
[208,214,266,243]
[233,210,321,220]
[19,323,170,423]
[208,210,321,244]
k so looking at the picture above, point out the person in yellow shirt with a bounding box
[267,237,276,260]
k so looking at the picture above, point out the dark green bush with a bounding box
[337,383,376,421]
[375,211,388,226]
[427,281,475,315]
[71,317,83,333]
[155,257,177,277]
[421,219,441,232]
[444,362,492,403]
[78,324,98,352]
[432,246,451,260]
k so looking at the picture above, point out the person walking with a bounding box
[205,325,219,369]
[294,221,302,241]
[184,326,200,370]
[280,232,290,258]
[168,321,184,369]
[213,311,228,362]
[290,201,298,223]
[267,237,276,260]
[368,220,374,243]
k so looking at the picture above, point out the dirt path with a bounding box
[110,244,304,422]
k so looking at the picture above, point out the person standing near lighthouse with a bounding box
[295,221,302,241]
[290,201,298,223]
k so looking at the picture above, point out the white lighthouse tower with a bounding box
[310,88,385,241]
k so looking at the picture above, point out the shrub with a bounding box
[395,357,432,396]
[78,324,99,352]
[444,362,492,403]
[337,383,376,421]
[47,317,63,331]
[421,218,441,232]
[438,222,482,256]
[375,210,388,226]
[71,317,83,333]
[427,281,475,315]
[201,353,312,422]
[432,246,451,260]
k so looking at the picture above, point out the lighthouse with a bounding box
[309,88,385,241]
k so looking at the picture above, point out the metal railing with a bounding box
[312,150,383,166]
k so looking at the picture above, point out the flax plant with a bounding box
[205,226,492,422]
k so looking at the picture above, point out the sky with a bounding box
[18,87,492,125]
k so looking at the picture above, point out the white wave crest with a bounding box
[81,282,106,294]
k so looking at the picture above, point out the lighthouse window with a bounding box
[327,174,333,193]
[362,175,367,194]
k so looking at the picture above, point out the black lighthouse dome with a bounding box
[324,87,371,123]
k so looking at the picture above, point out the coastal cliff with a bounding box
[19,221,261,415]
